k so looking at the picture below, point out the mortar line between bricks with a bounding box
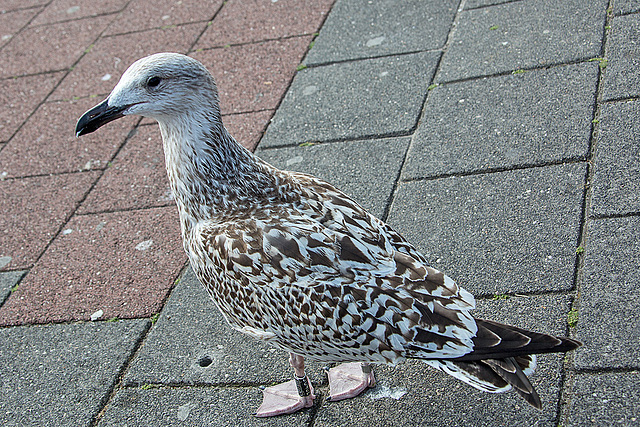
[463,0,526,12]
[591,210,640,219]
[556,3,615,424]
[400,157,588,184]
[302,46,446,69]
[189,32,327,54]
[434,55,607,86]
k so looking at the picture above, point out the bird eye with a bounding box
[147,76,161,88]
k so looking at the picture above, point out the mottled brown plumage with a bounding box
[76,53,580,415]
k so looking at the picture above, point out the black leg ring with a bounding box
[295,375,311,397]
[361,363,371,374]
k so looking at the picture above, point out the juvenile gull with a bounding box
[76,53,580,417]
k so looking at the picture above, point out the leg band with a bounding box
[295,375,311,397]
[361,363,371,374]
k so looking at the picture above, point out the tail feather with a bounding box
[421,319,580,409]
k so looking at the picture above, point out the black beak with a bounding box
[75,98,129,137]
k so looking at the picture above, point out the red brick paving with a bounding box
[0,16,111,78]
[0,8,42,48]
[0,171,98,271]
[0,0,334,325]
[195,0,334,48]
[0,97,138,178]
[104,0,223,36]
[191,36,312,114]
[0,71,64,142]
[0,206,184,325]
[30,0,129,26]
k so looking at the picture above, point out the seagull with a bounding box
[76,53,580,417]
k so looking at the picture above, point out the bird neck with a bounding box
[157,109,283,231]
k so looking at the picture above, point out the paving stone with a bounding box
[98,386,309,427]
[52,23,203,101]
[195,0,333,48]
[0,16,110,78]
[602,13,640,101]
[0,319,148,427]
[105,0,222,35]
[613,0,640,15]
[0,70,63,142]
[30,0,128,26]
[124,267,326,387]
[79,125,172,214]
[0,7,41,48]
[590,101,640,217]
[0,97,138,178]
[223,110,273,152]
[388,164,585,296]
[0,270,25,306]
[0,206,185,325]
[437,0,607,82]
[0,172,98,272]
[405,63,598,180]
[314,294,572,427]
[304,0,456,65]
[574,216,640,370]
[191,37,312,114]
[261,51,439,147]
[566,372,640,426]
[256,136,410,219]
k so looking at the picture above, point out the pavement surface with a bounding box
[0,0,638,426]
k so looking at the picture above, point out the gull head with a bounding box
[76,52,219,137]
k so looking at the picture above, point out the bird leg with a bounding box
[326,362,376,401]
[255,353,315,417]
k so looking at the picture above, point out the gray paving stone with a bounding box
[388,164,586,296]
[304,0,457,65]
[0,270,24,306]
[574,216,640,370]
[613,0,640,15]
[566,372,640,426]
[260,52,439,148]
[314,294,572,427]
[437,0,607,82]
[405,62,598,180]
[98,386,309,427]
[602,13,640,101]
[590,101,640,217]
[124,268,326,387]
[0,319,149,427]
[257,136,410,219]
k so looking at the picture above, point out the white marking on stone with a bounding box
[101,73,112,81]
[366,36,385,47]
[90,309,103,321]
[368,384,407,400]
[62,229,73,235]
[135,239,153,251]
[302,85,318,96]
[177,402,196,421]
[66,6,80,14]
[286,155,304,166]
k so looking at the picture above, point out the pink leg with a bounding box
[255,353,315,417]
[326,362,376,402]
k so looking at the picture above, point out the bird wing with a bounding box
[192,174,478,361]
